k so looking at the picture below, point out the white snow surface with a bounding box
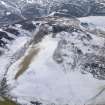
[0,16,105,105]
[79,16,105,32]
[0,36,29,78]
[79,16,105,27]
[6,34,105,105]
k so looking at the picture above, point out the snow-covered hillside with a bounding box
[0,0,105,105]
[0,16,105,105]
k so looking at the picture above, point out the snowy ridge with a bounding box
[0,0,105,26]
